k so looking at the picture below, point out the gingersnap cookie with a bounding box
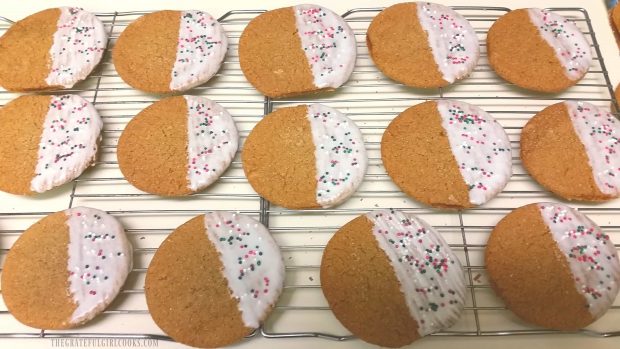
[487,8,592,93]
[321,210,466,347]
[145,212,284,348]
[382,100,512,209]
[242,104,367,209]
[113,10,228,93]
[117,95,238,196]
[239,4,356,98]
[0,7,106,91]
[521,101,620,201]
[367,2,480,88]
[0,94,102,195]
[2,207,132,329]
[486,202,620,330]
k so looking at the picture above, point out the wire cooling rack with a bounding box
[0,5,619,346]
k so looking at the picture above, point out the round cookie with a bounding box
[145,212,284,348]
[113,10,228,93]
[367,2,480,88]
[610,4,620,49]
[0,94,102,195]
[321,210,466,347]
[239,4,356,98]
[242,103,367,209]
[117,95,238,196]
[0,7,107,91]
[381,99,512,209]
[486,202,620,330]
[2,207,132,329]
[487,8,592,93]
[521,101,620,201]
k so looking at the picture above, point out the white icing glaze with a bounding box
[185,96,238,192]
[305,104,367,208]
[537,203,620,318]
[30,95,102,193]
[45,7,107,88]
[436,100,512,205]
[293,4,357,89]
[564,101,620,197]
[366,210,466,336]
[65,206,132,324]
[416,2,480,84]
[170,11,228,91]
[203,212,284,328]
[527,8,592,80]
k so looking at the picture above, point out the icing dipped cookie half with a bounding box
[367,2,480,88]
[117,95,238,196]
[0,7,107,91]
[2,207,132,329]
[145,212,284,348]
[321,210,466,347]
[242,103,367,209]
[487,8,592,93]
[486,202,620,330]
[0,94,102,195]
[239,4,356,98]
[521,101,620,201]
[113,10,228,93]
[381,100,512,209]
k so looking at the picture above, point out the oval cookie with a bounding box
[521,101,620,201]
[113,10,228,93]
[381,100,512,208]
[242,104,367,209]
[321,210,466,347]
[145,212,284,348]
[0,94,102,195]
[2,207,132,329]
[117,95,238,196]
[0,7,107,91]
[486,202,620,330]
[487,8,592,93]
[239,4,356,98]
[367,2,480,88]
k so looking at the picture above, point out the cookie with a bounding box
[113,10,228,93]
[239,4,356,98]
[242,103,367,209]
[321,210,466,347]
[610,5,620,49]
[0,7,106,91]
[521,101,620,201]
[145,212,284,348]
[117,95,238,196]
[0,94,102,195]
[486,202,620,330]
[487,8,592,93]
[367,2,480,88]
[2,207,132,329]
[381,100,512,209]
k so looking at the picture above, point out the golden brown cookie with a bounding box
[113,10,227,93]
[487,8,591,93]
[321,210,465,347]
[145,212,284,348]
[2,207,132,329]
[486,202,620,330]
[521,101,620,201]
[610,5,620,49]
[381,100,511,209]
[0,94,102,195]
[367,2,479,88]
[0,7,106,91]
[117,95,238,196]
[242,104,366,209]
[239,5,356,98]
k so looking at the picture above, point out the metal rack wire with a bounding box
[0,5,619,346]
